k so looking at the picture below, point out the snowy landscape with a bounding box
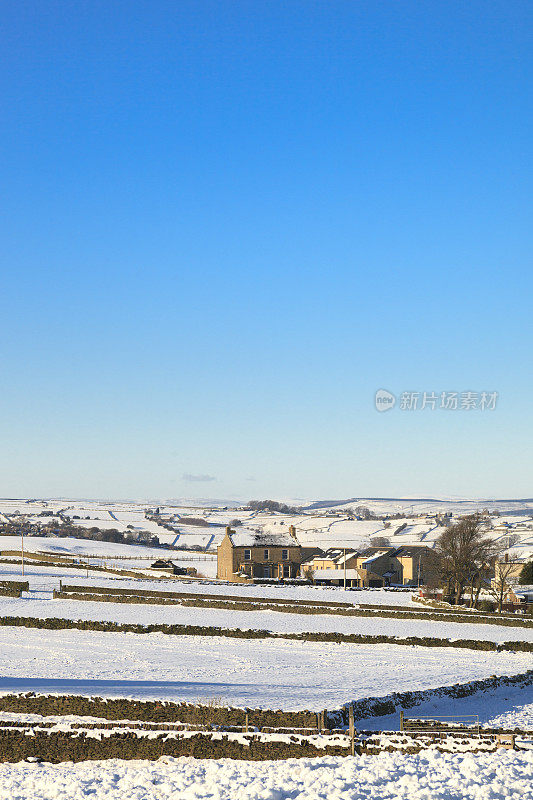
[3,1,532,795]
[2,750,532,800]
[0,498,532,763]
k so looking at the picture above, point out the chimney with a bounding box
[289,525,298,541]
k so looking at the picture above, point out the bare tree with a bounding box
[435,515,499,605]
[505,533,521,549]
[488,551,521,613]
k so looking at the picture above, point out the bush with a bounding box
[478,600,496,613]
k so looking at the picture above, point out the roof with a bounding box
[335,551,360,565]
[513,584,533,597]
[361,550,390,564]
[394,545,434,557]
[360,546,396,556]
[299,549,358,566]
[227,528,299,548]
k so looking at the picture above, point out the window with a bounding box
[264,549,269,561]
[283,564,291,578]
[244,549,251,561]
[282,549,289,560]
[263,566,271,578]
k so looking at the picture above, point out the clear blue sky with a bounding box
[1,1,531,501]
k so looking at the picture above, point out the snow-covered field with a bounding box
[2,496,533,558]
[0,563,414,603]
[0,751,532,800]
[360,676,533,731]
[0,535,180,560]
[0,544,218,579]
[1,495,532,780]
[0,626,529,710]
[1,595,531,645]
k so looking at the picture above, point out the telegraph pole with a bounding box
[344,547,347,590]
[21,527,25,578]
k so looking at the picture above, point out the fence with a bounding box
[400,711,481,737]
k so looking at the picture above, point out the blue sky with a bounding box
[1,1,531,501]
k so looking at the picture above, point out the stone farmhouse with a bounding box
[492,557,527,587]
[217,526,305,582]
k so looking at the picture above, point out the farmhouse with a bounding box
[217,526,303,582]
[492,557,527,586]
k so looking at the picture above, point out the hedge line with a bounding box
[0,580,28,591]
[55,588,533,630]
[0,729,350,763]
[61,584,352,608]
[56,590,355,613]
[0,693,317,728]
[0,613,531,652]
[0,580,28,598]
[1,668,532,732]
[0,589,21,598]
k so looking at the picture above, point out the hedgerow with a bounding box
[54,588,533,629]
[0,613,531,652]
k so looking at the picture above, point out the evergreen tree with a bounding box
[519,561,533,585]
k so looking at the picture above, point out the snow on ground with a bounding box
[0,535,180,560]
[360,677,533,731]
[1,595,531,645]
[0,627,529,710]
[3,498,533,558]
[0,562,415,603]
[0,541,218,577]
[487,702,533,729]
[0,751,532,800]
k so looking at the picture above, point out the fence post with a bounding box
[348,705,355,756]
[244,712,249,733]
[400,710,404,732]
[323,709,328,731]
[317,712,322,733]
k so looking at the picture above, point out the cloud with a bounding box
[182,473,217,483]
[245,476,256,481]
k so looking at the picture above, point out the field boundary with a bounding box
[0,667,530,731]
[0,613,531,652]
[52,587,533,628]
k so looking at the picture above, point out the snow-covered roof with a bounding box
[513,584,533,598]
[334,551,359,565]
[228,528,298,547]
[361,550,389,565]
